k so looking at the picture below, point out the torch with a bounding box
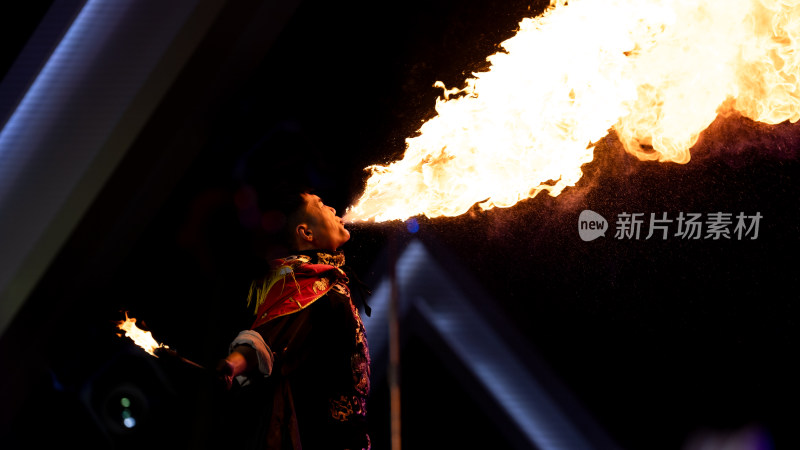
[115,312,207,371]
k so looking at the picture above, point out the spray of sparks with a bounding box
[344,0,800,223]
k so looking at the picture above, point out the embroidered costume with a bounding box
[227,250,371,450]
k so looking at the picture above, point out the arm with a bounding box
[217,330,275,390]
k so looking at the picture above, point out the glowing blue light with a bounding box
[0,0,137,338]
[0,0,198,339]
[123,417,136,428]
[0,0,109,203]
[406,218,419,233]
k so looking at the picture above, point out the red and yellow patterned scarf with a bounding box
[248,251,348,329]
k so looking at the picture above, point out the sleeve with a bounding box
[228,329,275,386]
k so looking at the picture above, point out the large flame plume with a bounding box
[344,0,800,223]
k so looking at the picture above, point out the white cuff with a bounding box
[229,329,274,385]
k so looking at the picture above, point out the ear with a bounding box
[296,224,313,243]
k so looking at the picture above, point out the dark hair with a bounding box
[264,185,313,250]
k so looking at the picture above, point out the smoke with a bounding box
[691,112,800,168]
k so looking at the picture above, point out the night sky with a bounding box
[2,1,799,449]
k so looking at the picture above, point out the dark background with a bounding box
[1,1,798,449]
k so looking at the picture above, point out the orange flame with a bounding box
[116,312,167,356]
[344,0,800,223]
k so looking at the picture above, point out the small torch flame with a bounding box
[116,312,168,356]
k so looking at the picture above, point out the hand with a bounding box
[215,358,235,391]
[215,350,248,391]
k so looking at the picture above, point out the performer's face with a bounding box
[297,193,350,251]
